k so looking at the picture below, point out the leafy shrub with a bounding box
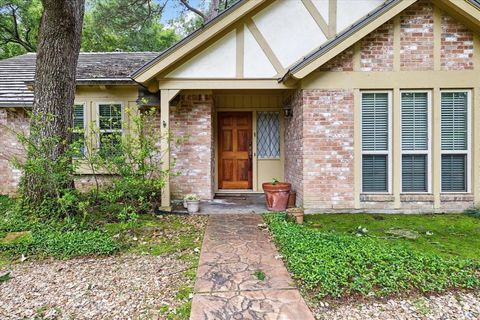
[464,205,480,219]
[265,214,480,298]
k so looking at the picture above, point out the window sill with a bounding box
[360,194,394,202]
[440,193,474,202]
[400,194,434,202]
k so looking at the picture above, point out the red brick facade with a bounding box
[284,91,304,206]
[170,94,214,200]
[0,109,28,195]
[441,14,474,70]
[361,21,394,72]
[400,0,434,71]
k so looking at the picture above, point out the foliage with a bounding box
[183,193,199,201]
[12,113,81,218]
[0,0,41,59]
[79,107,170,222]
[304,213,480,260]
[464,205,480,219]
[265,214,480,299]
[0,208,118,258]
[81,0,179,52]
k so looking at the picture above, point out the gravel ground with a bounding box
[0,253,197,319]
[314,291,480,320]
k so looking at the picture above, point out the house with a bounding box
[0,0,479,213]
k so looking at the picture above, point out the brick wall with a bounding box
[0,108,28,195]
[400,0,434,71]
[441,14,474,70]
[170,94,214,200]
[319,47,353,72]
[284,90,304,206]
[302,89,355,210]
[361,21,394,71]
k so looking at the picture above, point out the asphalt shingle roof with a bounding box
[0,52,159,107]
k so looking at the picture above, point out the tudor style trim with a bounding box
[132,0,271,83]
[301,0,330,38]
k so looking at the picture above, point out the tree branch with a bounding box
[178,0,205,20]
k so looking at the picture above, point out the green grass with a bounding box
[265,213,480,299]
[304,213,480,260]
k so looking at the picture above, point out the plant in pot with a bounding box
[262,178,291,211]
[184,194,200,213]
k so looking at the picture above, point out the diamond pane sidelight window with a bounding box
[257,112,280,159]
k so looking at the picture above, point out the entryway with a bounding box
[217,112,253,190]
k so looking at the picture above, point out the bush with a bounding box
[464,205,480,219]
[265,214,480,298]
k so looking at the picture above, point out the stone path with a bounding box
[190,214,314,320]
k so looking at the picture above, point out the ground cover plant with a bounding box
[304,213,480,260]
[264,214,480,299]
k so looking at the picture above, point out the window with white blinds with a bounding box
[401,92,430,192]
[73,104,86,156]
[98,103,123,157]
[441,91,470,192]
[361,92,391,193]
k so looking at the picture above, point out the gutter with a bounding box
[280,0,400,82]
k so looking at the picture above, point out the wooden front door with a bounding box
[218,112,253,189]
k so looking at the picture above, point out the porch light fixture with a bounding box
[283,104,293,118]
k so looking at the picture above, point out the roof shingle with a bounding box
[0,52,159,107]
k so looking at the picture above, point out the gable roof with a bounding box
[283,0,480,81]
[133,0,480,85]
[131,0,266,83]
[0,52,159,107]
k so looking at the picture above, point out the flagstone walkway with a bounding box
[190,214,314,320]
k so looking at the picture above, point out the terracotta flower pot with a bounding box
[262,182,291,211]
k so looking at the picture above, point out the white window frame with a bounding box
[360,90,393,194]
[440,89,472,194]
[400,90,432,194]
[73,102,87,157]
[96,102,124,151]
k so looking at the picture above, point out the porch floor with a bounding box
[173,194,269,214]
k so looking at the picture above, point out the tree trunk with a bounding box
[23,0,85,202]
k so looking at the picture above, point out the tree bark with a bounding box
[23,0,85,201]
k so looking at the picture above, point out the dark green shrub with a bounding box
[265,214,480,298]
[464,205,480,219]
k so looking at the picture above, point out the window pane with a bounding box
[441,92,468,151]
[99,132,122,157]
[99,104,122,130]
[257,112,280,159]
[441,154,466,192]
[402,154,427,192]
[73,104,84,130]
[72,132,85,156]
[402,92,428,151]
[362,155,388,192]
[362,93,389,151]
